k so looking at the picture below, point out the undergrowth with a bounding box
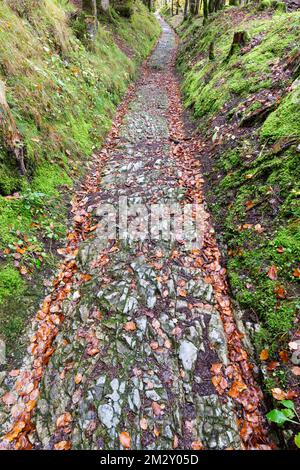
[176,5,300,357]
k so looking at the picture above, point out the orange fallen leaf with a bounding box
[191,440,203,450]
[140,417,148,430]
[54,441,71,450]
[267,265,278,281]
[245,200,254,210]
[279,351,289,363]
[178,288,187,297]
[228,381,247,398]
[119,431,131,449]
[56,412,72,428]
[291,366,300,376]
[267,361,280,371]
[152,401,162,416]
[271,388,286,400]
[5,420,26,441]
[124,321,136,332]
[274,285,286,299]
[259,349,269,361]
[293,268,300,278]
[74,373,83,385]
[211,363,222,375]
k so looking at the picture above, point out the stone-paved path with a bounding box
[0,18,270,451]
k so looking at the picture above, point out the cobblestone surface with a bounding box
[0,18,248,450]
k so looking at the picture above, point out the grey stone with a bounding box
[178,340,198,371]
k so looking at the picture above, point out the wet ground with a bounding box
[0,18,270,451]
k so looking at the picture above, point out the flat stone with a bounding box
[98,404,114,429]
[178,340,198,371]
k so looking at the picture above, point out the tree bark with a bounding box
[0,81,26,175]
[82,0,98,39]
[183,0,189,19]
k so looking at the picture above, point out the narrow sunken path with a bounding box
[0,18,271,451]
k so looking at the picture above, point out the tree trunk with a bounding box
[203,0,208,22]
[82,0,98,39]
[227,31,249,58]
[190,0,198,15]
[0,81,26,175]
[183,0,189,19]
[209,40,215,60]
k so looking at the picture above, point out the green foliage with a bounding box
[178,5,300,361]
[0,266,25,304]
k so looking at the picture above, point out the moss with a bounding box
[261,87,300,139]
[178,5,300,358]
[0,266,25,304]
[178,8,300,121]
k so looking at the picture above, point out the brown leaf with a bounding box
[124,321,136,332]
[274,285,286,299]
[267,265,278,281]
[279,350,289,363]
[74,373,83,385]
[119,431,131,449]
[191,440,203,450]
[211,363,222,375]
[259,349,269,361]
[267,361,280,371]
[140,417,148,430]
[291,366,300,376]
[293,267,300,278]
[271,388,286,401]
[54,440,71,451]
[228,381,247,398]
[152,401,162,416]
[56,412,72,428]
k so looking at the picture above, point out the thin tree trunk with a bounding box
[0,81,26,175]
[184,0,189,19]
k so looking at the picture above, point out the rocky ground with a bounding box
[0,18,273,451]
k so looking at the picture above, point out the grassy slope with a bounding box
[175,5,300,385]
[0,0,160,357]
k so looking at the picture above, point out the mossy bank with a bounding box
[0,0,160,361]
[173,4,300,400]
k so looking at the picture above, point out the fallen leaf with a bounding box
[259,349,269,361]
[140,417,148,430]
[173,435,179,449]
[267,265,278,281]
[274,285,286,299]
[54,441,71,450]
[271,388,286,401]
[293,268,300,278]
[152,402,162,416]
[291,366,300,376]
[124,321,136,332]
[2,391,18,406]
[56,412,72,428]
[74,373,83,385]
[211,363,222,375]
[279,351,289,363]
[228,381,247,398]
[119,431,131,449]
[191,440,203,450]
